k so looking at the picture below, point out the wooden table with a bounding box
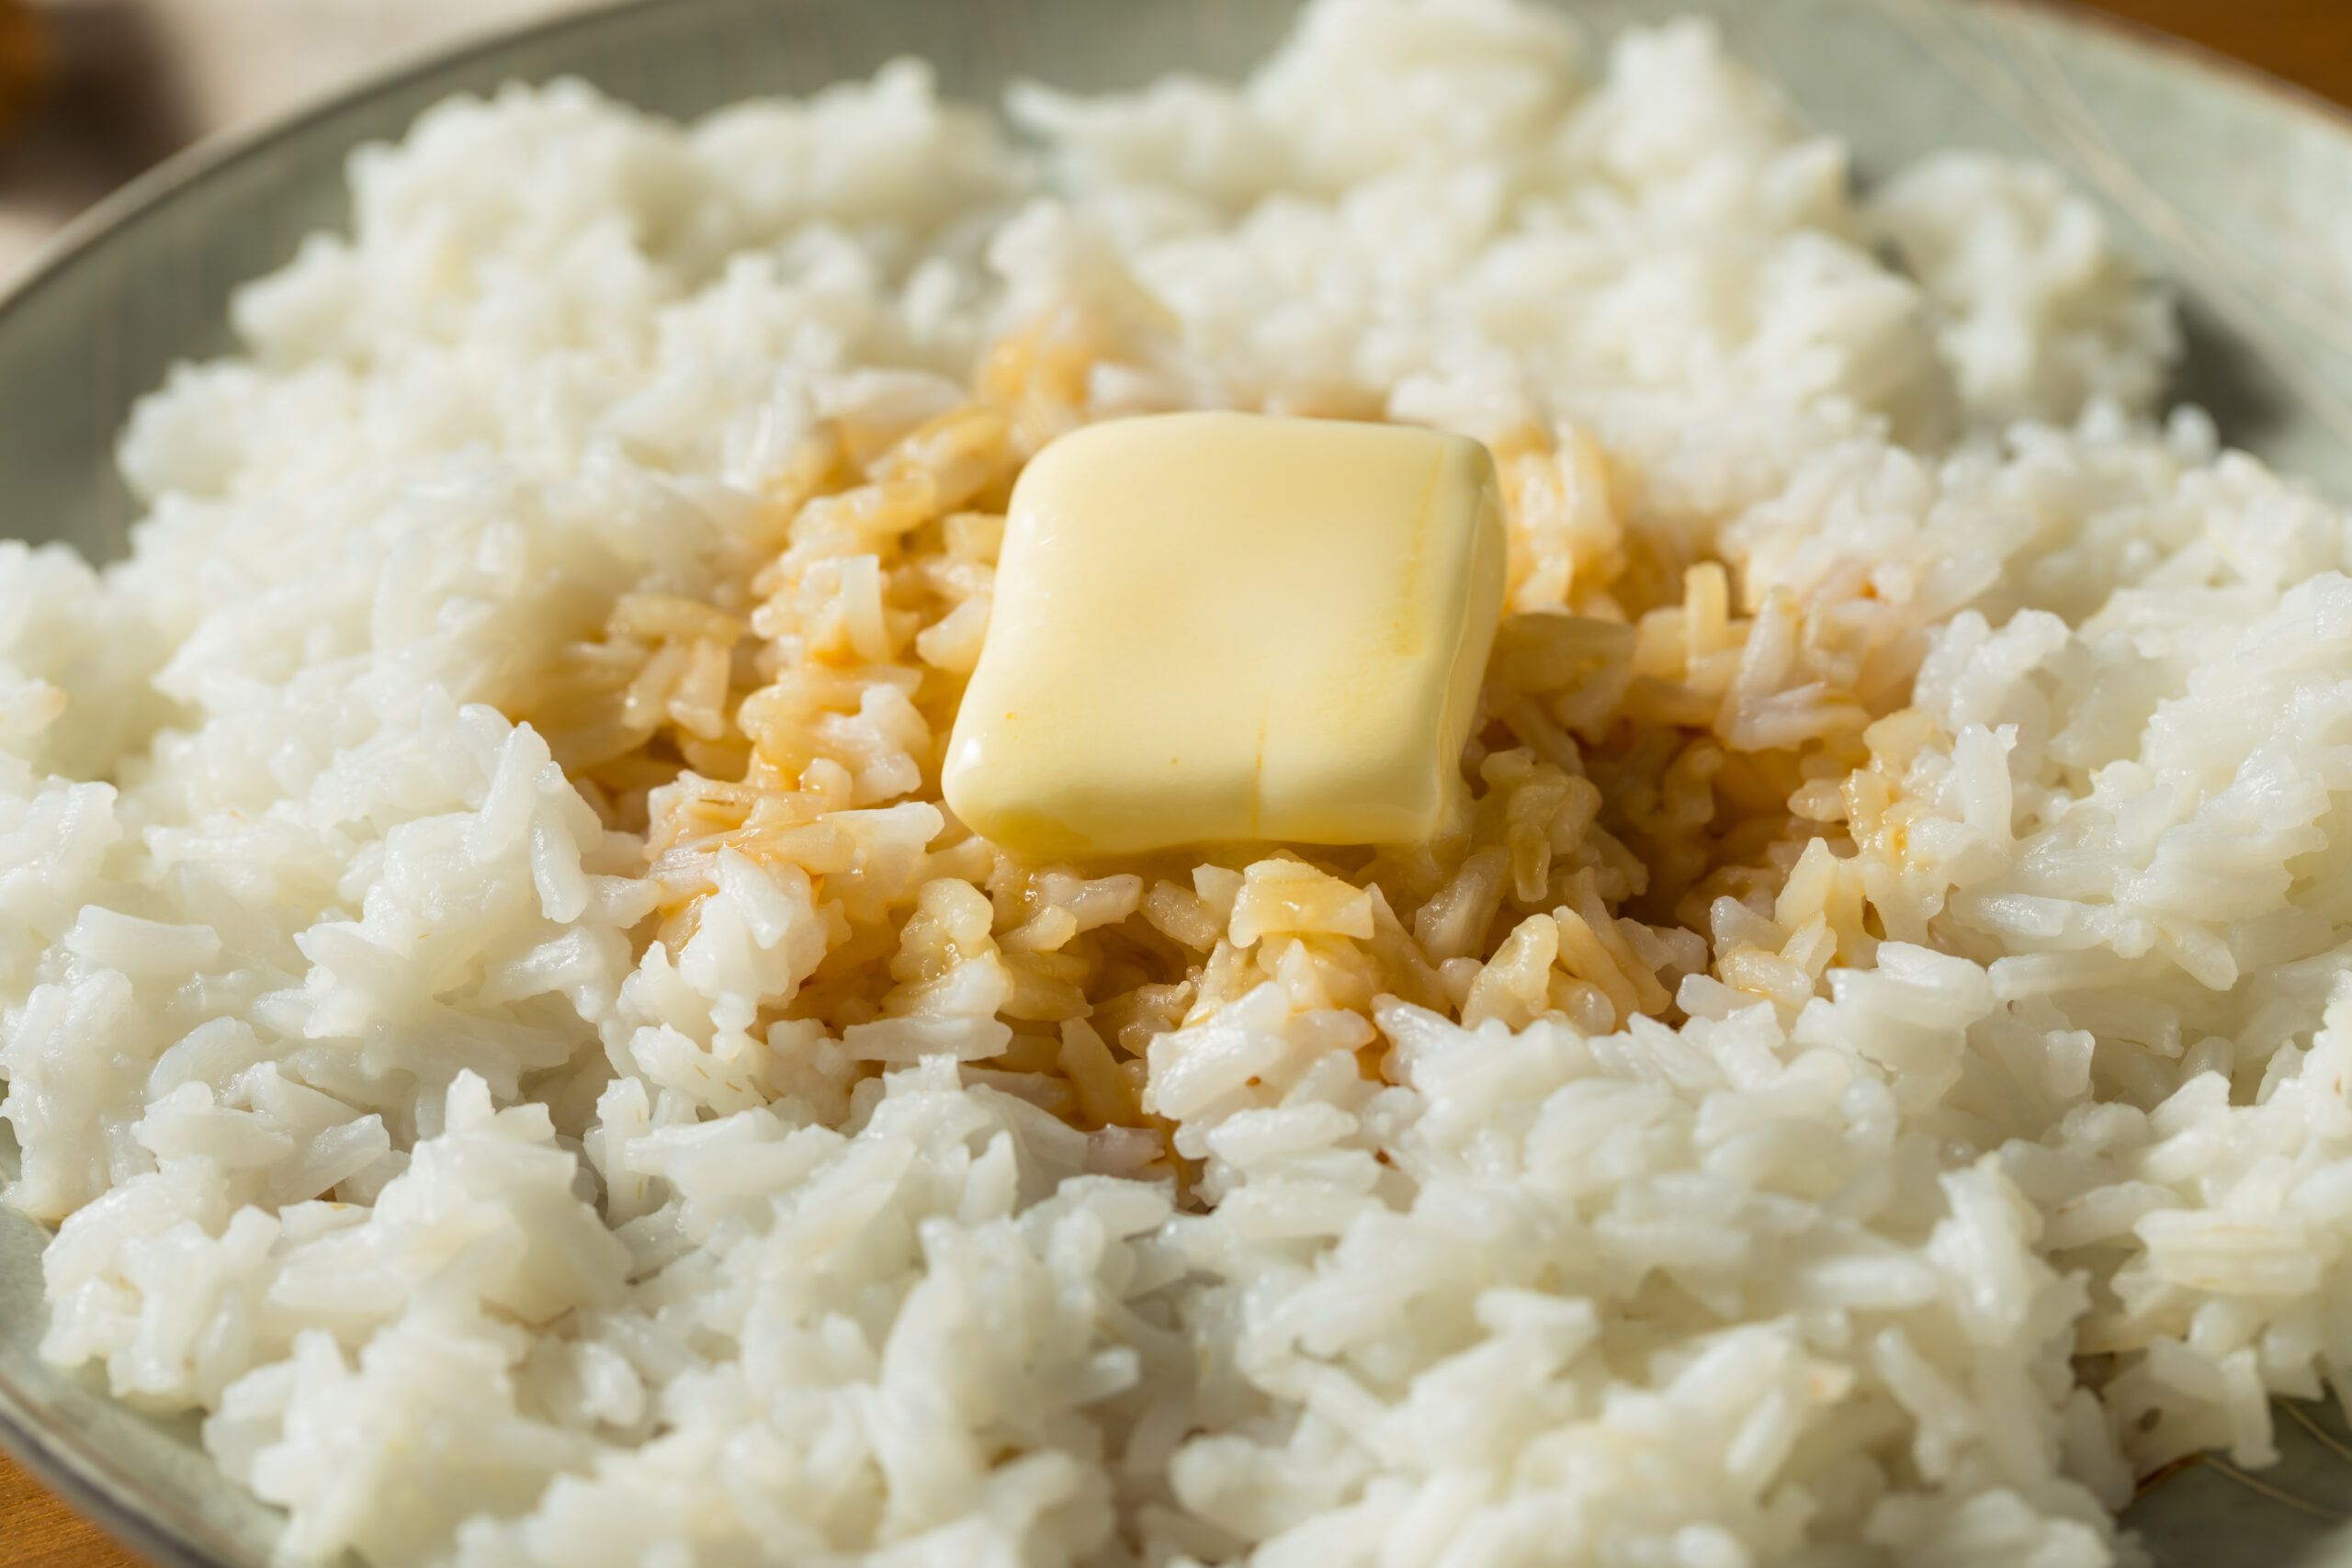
[4,0,2351,1564]
[1,1456,135,1568]
[2085,0,2352,110]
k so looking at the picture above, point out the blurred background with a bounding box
[0,0,571,279]
[0,0,2349,289]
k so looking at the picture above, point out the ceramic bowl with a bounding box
[6,1,2352,1562]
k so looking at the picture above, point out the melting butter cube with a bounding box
[943,411,1506,857]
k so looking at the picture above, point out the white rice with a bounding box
[3,2,2346,1564]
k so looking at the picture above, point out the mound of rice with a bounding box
[5,2,2347,1563]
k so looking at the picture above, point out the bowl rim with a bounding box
[0,1386,243,1568]
[0,0,650,340]
[0,17,708,1568]
[7,0,2352,335]
[2004,0,2352,137]
[6,0,2352,1563]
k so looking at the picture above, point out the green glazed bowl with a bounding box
[5,1,2352,1563]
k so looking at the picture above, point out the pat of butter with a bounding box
[943,411,1506,858]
